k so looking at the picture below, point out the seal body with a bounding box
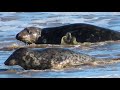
[4,48,101,70]
[16,23,120,44]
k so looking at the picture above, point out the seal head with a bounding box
[4,48,52,70]
[4,48,29,66]
[16,27,42,44]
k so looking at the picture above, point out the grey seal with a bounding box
[16,23,120,44]
[4,48,120,70]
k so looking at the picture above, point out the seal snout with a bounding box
[4,59,17,66]
[4,58,11,66]
[16,32,31,44]
[16,33,23,41]
[16,33,20,40]
[4,56,18,66]
[4,60,9,65]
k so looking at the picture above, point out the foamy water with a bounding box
[1,12,120,78]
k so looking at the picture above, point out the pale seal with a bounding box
[4,48,120,70]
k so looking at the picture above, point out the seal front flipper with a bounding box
[61,32,78,45]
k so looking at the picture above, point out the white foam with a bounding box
[42,12,120,15]
[86,74,120,78]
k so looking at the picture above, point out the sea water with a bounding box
[1,12,120,78]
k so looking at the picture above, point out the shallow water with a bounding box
[1,12,120,78]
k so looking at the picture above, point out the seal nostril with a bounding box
[16,33,22,40]
[16,34,19,39]
[4,61,8,65]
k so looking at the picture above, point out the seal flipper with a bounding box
[61,32,78,45]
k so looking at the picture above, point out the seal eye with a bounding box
[42,39,47,44]
[27,30,32,34]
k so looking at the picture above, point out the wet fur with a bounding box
[16,23,120,44]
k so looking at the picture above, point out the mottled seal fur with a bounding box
[16,23,120,44]
[4,48,106,70]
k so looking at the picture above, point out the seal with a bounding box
[16,23,120,44]
[4,48,120,70]
[4,48,99,70]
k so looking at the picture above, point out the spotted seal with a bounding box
[16,23,120,44]
[4,48,98,70]
[4,48,120,70]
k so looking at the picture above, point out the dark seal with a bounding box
[4,48,107,70]
[16,23,120,44]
